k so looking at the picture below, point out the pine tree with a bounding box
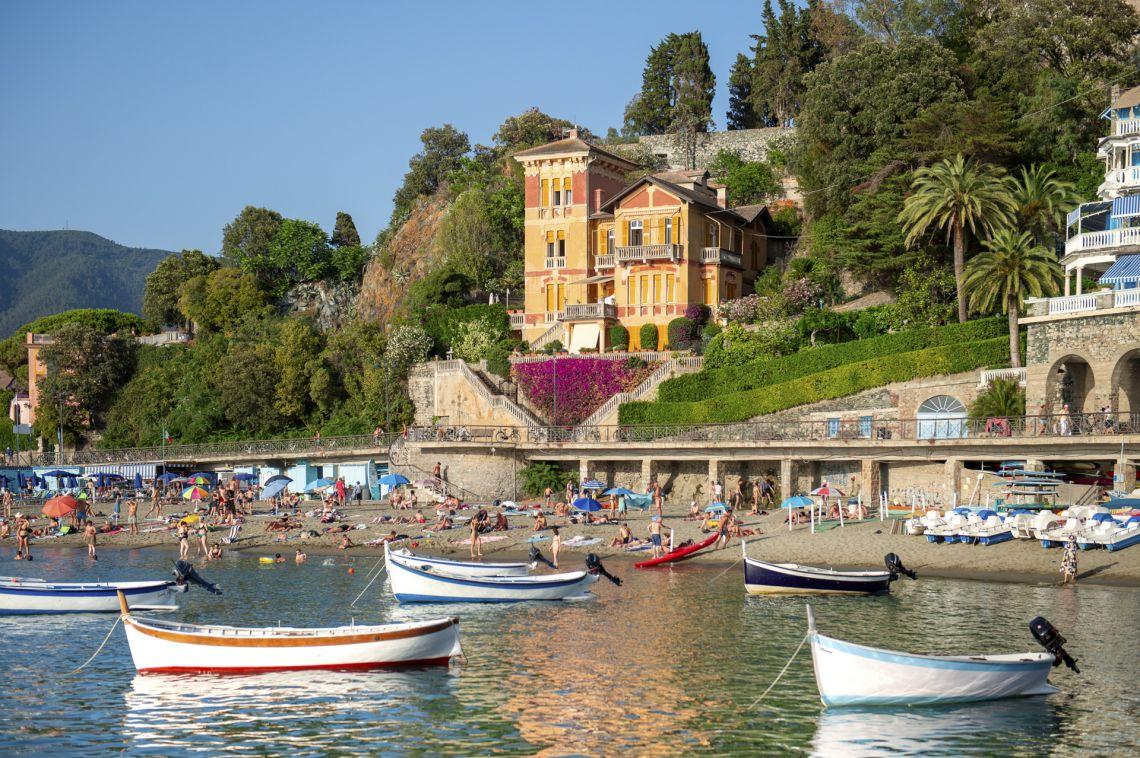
[623,35,678,136]
[623,31,715,137]
[331,211,361,248]
[671,31,715,132]
[727,53,758,129]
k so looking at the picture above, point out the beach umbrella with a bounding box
[377,473,410,487]
[264,474,292,485]
[17,472,26,488]
[182,486,211,500]
[581,479,606,490]
[156,472,180,483]
[188,471,216,481]
[231,473,257,481]
[40,469,73,479]
[0,474,8,488]
[186,475,213,486]
[572,496,601,512]
[134,472,144,489]
[65,476,79,489]
[261,479,290,500]
[305,478,335,492]
[603,487,637,497]
[29,474,40,487]
[43,495,78,518]
[811,484,845,498]
[781,495,813,509]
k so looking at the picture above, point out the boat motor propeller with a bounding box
[1030,616,1079,673]
[529,546,556,569]
[585,553,621,586]
[172,560,223,595]
[884,553,917,582]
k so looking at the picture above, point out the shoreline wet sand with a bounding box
[13,498,1139,589]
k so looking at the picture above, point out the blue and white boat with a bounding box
[384,544,606,603]
[925,509,970,543]
[957,511,1014,546]
[0,577,176,615]
[1098,515,1140,552]
[742,543,914,595]
[807,606,1076,707]
[386,547,531,577]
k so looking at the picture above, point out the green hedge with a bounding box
[639,323,658,350]
[659,317,1006,403]
[609,324,629,350]
[619,335,1015,425]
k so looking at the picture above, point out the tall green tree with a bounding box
[623,35,679,136]
[330,211,361,247]
[1011,165,1081,246]
[389,125,470,227]
[269,219,332,289]
[141,250,220,328]
[962,229,1060,367]
[35,324,137,439]
[726,53,758,129]
[435,189,496,290]
[622,32,715,137]
[178,268,269,334]
[899,155,1017,323]
[221,206,283,270]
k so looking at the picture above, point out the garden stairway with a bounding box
[576,356,704,429]
[433,360,545,429]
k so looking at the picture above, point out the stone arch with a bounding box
[1110,347,1140,417]
[916,394,967,439]
[1044,354,1097,415]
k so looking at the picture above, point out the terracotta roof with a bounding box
[0,370,13,390]
[513,136,638,168]
[601,174,748,223]
[1113,85,1140,110]
[731,204,770,224]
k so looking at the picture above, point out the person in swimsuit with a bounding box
[177,522,190,560]
[609,522,635,547]
[550,526,560,568]
[295,548,307,563]
[196,523,209,556]
[647,516,667,559]
[84,522,98,560]
[15,513,31,560]
[469,515,483,559]
[127,498,139,534]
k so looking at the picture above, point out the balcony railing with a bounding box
[1116,289,1140,308]
[594,254,615,268]
[559,302,617,321]
[615,244,682,263]
[1101,167,1140,190]
[1114,118,1140,136]
[544,256,567,270]
[700,247,744,268]
[1028,289,1140,317]
[1048,294,1100,314]
[1065,226,1140,256]
[509,312,526,329]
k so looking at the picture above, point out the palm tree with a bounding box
[1012,165,1081,246]
[962,229,1061,368]
[899,155,1017,323]
[968,377,1026,420]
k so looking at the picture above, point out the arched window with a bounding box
[916,395,967,439]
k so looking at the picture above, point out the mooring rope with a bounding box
[349,560,387,608]
[709,554,743,583]
[66,615,122,675]
[750,632,810,708]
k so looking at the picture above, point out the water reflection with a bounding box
[811,698,1060,756]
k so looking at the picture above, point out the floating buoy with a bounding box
[348,567,355,575]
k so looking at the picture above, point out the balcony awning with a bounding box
[1099,254,1140,285]
[568,323,600,353]
[570,274,615,285]
[1112,195,1140,218]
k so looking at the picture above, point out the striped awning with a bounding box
[1112,195,1140,218]
[83,463,159,478]
[1099,254,1140,285]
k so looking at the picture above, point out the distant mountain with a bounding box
[0,230,172,337]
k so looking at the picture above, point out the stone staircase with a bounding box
[530,321,565,351]
[433,360,544,428]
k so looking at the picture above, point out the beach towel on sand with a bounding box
[563,536,600,547]
[458,535,509,546]
[526,535,550,543]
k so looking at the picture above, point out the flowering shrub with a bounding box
[703,321,801,369]
[668,317,699,350]
[451,316,498,361]
[385,324,432,368]
[783,277,825,313]
[684,304,711,324]
[513,357,657,425]
[718,293,789,324]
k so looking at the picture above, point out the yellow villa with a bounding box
[513,130,778,351]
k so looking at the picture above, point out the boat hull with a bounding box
[634,532,719,569]
[1104,530,1140,552]
[0,579,174,615]
[811,632,1056,707]
[388,548,530,577]
[123,616,460,674]
[744,558,891,595]
[387,555,597,603]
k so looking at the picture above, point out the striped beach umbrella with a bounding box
[182,486,211,500]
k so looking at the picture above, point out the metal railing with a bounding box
[615,244,682,262]
[1064,226,1140,255]
[560,302,616,320]
[700,247,743,268]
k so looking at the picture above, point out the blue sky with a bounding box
[0,1,767,253]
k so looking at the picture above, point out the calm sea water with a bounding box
[1,548,1137,756]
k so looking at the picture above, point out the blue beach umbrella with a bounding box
[572,496,602,512]
[65,476,78,489]
[261,479,290,500]
[17,472,26,488]
[581,479,606,490]
[780,496,813,509]
[156,472,180,483]
[231,472,257,481]
[264,474,293,485]
[40,469,73,478]
[377,473,411,487]
[305,478,335,492]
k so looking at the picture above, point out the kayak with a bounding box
[634,531,719,569]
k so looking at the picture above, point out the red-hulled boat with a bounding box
[634,531,720,569]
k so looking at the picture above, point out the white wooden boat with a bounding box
[0,577,176,615]
[807,605,1073,707]
[119,592,460,674]
[387,547,531,577]
[742,544,914,595]
[385,543,599,603]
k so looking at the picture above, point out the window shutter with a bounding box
[620,222,628,246]
[557,230,565,241]
[598,229,607,254]
[563,177,572,191]
[542,179,550,207]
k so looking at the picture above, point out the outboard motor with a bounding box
[585,553,622,586]
[884,553,917,582]
[1030,616,1079,673]
[529,546,556,569]
[172,560,223,595]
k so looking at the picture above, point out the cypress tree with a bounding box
[331,211,361,248]
[727,53,758,129]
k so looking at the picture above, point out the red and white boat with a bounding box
[118,592,461,674]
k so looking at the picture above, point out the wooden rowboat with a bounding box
[387,547,531,577]
[0,576,176,615]
[634,531,719,569]
[118,592,461,674]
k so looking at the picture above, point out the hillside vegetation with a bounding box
[0,230,170,336]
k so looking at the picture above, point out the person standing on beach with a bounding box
[2,489,12,519]
[469,512,483,559]
[1061,535,1078,584]
[127,498,139,535]
[550,526,561,568]
[651,479,663,518]
[177,521,189,559]
[647,516,667,558]
[84,521,98,560]
[149,484,161,519]
[544,486,553,508]
[15,513,31,560]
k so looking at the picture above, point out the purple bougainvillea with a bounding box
[513,358,656,425]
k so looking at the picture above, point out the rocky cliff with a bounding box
[282,280,359,331]
[355,194,451,325]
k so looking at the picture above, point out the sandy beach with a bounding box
[10,497,1139,588]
